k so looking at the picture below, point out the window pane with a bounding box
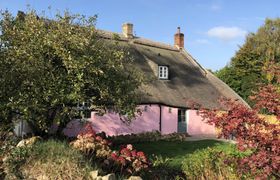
[159,66,168,79]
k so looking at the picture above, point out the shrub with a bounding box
[108,144,150,175]
[70,134,112,159]
[182,146,243,180]
[70,123,112,159]
[4,146,31,179]
[141,155,185,179]
[201,90,280,178]
[0,127,19,179]
[109,131,189,145]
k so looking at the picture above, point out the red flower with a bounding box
[137,151,145,157]
[126,144,133,150]
[131,150,137,157]
[117,156,126,165]
[111,152,118,160]
[137,151,147,162]
[120,148,132,157]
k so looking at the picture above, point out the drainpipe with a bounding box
[159,105,162,133]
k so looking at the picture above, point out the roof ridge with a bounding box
[96,29,179,51]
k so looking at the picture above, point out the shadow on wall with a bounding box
[63,105,161,137]
[187,110,216,137]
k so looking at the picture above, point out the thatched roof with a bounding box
[97,29,248,110]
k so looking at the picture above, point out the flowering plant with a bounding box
[70,123,112,159]
[110,144,150,174]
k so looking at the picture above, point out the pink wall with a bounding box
[161,106,178,134]
[63,105,160,137]
[90,105,160,136]
[63,105,217,137]
[187,110,216,136]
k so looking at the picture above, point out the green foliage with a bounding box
[182,145,248,180]
[109,131,189,146]
[4,139,95,179]
[0,9,143,135]
[133,139,231,170]
[5,146,31,178]
[0,128,19,179]
[135,140,238,179]
[216,18,280,103]
[151,154,170,168]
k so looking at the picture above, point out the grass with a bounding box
[4,137,238,179]
[132,139,234,169]
[5,139,97,180]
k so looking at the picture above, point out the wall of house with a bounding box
[161,106,178,134]
[186,110,216,137]
[63,105,216,137]
[63,105,161,137]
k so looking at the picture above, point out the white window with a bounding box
[158,66,168,79]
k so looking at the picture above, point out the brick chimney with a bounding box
[174,27,184,49]
[122,23,133,38]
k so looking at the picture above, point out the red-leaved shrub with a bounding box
[110,144,150,174]
[200,84,280,179]
[71,123,150,175]
[70,123,112,158]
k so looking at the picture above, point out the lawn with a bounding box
[132,140,235,169]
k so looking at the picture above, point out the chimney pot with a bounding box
[174,27,184,49]
[122,23,133,38]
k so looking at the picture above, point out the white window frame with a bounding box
[158,65,169,79]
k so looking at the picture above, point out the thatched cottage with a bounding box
[63,23,246,137]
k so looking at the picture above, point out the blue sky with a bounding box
[1,0,279,71]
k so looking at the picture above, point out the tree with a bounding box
[0,10,144,135]
[216,18,280,104]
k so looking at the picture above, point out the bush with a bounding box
[109,131,189,145]
[0,127,19,179]
[108,144,150,175]
[70,123,151,177]
[70,134,112,160]
[4,139,95,179]
[182,145,245,180]
[201,92,280,178]
[70,123,112,160]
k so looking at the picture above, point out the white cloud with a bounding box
[210,4,221,11]
[207,26,247,41]
[194,39,210,44]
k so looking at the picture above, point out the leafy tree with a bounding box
[216,18,280,103]
[0,10,144,135]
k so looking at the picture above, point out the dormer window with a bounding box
[158,65,169,79]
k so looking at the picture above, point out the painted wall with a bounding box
[161,106,178,134]
[63,105,216,137]
[186,110,216,137]
[64,105,161,137]
[90,105,160,136]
